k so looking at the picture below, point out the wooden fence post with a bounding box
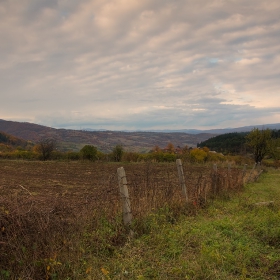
[255,170,263,181]
[243,164,247,184]
[176,159,188,202]
[249,162,257,182]
[213,164,218,194]
[213,164,218,172]
[117,167,132,226]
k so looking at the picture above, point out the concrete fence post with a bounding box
[176,159,188,202]
[243,164,247,184]
[117,167,132,226]
[213,164,218,194]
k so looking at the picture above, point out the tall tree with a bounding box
[246,128,271,163]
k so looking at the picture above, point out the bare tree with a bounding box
[36,138,56,160]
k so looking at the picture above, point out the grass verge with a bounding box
[94,169,280,280]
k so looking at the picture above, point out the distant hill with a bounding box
[147,123,280,134]
[0,131,31,150]
[0,119,216,153]
[1,119,279,153]
[198,132,249,154]
[198,129,280,154]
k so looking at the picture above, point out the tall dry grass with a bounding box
[0,161,258,279]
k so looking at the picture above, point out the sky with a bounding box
[1,0,280,131]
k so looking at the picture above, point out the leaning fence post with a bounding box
[213,164,218,195]
[213,164,217,172]
[249,162,257,182]
[255,170,263,181]
[176,159,188,202]
[243,164,247,184]
[117,167,132,226]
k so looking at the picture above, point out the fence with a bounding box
[0,161,262,226]
[0,160,262,278]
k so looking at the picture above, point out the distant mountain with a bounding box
[1,119,279,153]
[146,123,280,134]
[0,119,216,152]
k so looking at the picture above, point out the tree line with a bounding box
[1,128,280,165]
[198,129,280,162]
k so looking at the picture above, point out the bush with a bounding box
[206,152,225,162]
[80,145,98,161]
[112,145,124,162]
[262,159,280,168]
[66,151,81,160]
[190,148,207,163]
[122,152,140,162]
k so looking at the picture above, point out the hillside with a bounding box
[0,131,31,150]
[139,123,280,134]
[198,132,249,154]
[198,129,280,155]
[0,119,216,153]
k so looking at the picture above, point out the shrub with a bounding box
[190,148,207,163]
[80,145,98,161]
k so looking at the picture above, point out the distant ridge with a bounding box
[1,119,279,152]
[0,119,215,152]
[145,123,280,134]
[0,130,30,149]
[83,123,280,134]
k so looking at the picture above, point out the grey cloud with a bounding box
[0,0,280,130]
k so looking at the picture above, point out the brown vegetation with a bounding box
[0,161,259,279]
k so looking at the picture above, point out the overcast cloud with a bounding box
[1,0,280,130]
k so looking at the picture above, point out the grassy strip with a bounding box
[93,169,280,280]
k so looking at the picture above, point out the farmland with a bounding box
[0,160,277,279]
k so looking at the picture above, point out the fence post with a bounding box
[117,167,132,226]
[213,164,218,194]
[243,164,247,184]
[176,159,188,202]
[249,162,257,182]
[255,170,263,181]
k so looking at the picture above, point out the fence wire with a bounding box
[0,161,261,279]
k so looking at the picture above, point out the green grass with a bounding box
[91,169,280,279]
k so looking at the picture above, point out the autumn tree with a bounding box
[190,148,207,163]
[182,145,189,154]
[34,138,56,160]
[166,142,175,153]
[153,145,161,153]
[202,146,210,153]
[268,138,280,160]
[246,128,271,163]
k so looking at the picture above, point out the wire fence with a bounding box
[0,160,261,279]
[0,161,261,224]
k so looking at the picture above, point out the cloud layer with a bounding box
[1,0,280,130]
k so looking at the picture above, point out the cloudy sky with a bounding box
[1,0,280,130]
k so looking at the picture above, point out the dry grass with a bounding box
[0,160,257,279]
